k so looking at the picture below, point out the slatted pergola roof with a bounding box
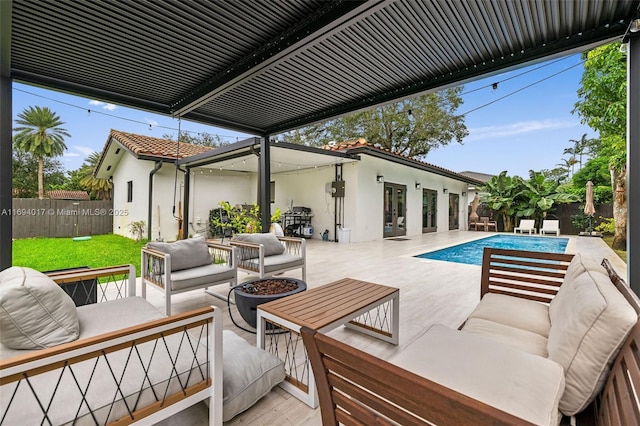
[6,0,639,135]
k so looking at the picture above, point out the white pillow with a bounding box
[548,268,637,415]
[232,233,285,257]
[0,266,79,350]
[222,330,285,421]
[147,236,213,271]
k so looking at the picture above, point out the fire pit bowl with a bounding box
[234,277,306,328]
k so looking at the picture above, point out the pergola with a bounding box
[1,1,639,291]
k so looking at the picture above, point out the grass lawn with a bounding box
[603,235,627,262]
[12,234,148,275]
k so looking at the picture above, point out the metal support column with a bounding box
[628,32,639,294]
[259,136,271,232]
[0,76,11,270]
[0,0,13,270]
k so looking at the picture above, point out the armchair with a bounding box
[230,233,306,281]
[475,217,497,232]
[141,236,237,315]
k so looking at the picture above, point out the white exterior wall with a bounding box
[187,170,254,237]
[112,156,255,241]
[111,153,155,239]
[148,166,186,241]
[271,165,339,241]
[112,151,470,243]
[345,156,470,242]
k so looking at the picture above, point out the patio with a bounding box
[141,231,624,425]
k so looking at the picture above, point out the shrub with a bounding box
[128,220,146,241]
[595,217,615,235]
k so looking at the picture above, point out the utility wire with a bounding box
[12,87,245,141]
[15,49,603,134]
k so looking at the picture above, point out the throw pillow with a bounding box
[0,266,79,350]
[547,267,637,415]
[222,330,285,421]
[231,233,285,256]
[147,236,213,271]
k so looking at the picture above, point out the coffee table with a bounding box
[256,277,399,407]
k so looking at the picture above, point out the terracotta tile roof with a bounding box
[459,171,495,183]
[321,138,482,184]
[109,129,213,160]
[45,190,90,200]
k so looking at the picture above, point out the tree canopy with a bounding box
[12,150,65,198]
[481,171,578,232]
[162,131,228,148]
[78,152,112,200]
[281,88,468,158]
[13,106,70,199]
[573,42,627,249]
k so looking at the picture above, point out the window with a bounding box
[127,181,133,202]
[271,181,275,203]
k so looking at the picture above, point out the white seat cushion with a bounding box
[222,330,285,421]
[462,317,548,357]
[168,263,235,291]
[0,266,79,350]
[390,325,564,426]
[548,267,637,415]
[467,293,551,337]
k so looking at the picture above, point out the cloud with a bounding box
[88,100,117,111]
[145,118,159,127]
[74,146,96,157]
[466,119,576,141]
[63,152,80,158]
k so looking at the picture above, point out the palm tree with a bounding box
[13,106,70,199]
[78,152,112,200]
[556,157,578,178]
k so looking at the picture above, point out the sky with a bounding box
[11,52,597,178]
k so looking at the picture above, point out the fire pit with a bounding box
[234,277,306,328]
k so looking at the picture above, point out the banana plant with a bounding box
[480,171,521,232]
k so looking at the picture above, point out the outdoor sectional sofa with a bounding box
[302,247,640,425]
[0,265,285,425]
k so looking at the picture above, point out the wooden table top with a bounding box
[258,278,399,330]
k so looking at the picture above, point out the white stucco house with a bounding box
[95,130,483,243]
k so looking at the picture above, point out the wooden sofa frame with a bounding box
[301,248,640,425]
[0,266,224,426]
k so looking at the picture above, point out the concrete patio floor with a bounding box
[147,230,625,425]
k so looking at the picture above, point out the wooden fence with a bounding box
[10,199,113,238]
[471,202,613,234]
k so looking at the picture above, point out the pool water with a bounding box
[414,234,569,266]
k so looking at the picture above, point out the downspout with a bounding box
[147,161,163,241]
[181,166,189,240]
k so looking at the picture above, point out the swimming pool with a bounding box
[414,234,569,266]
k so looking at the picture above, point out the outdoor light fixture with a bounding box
[443,188,448,194]
[376,175,384,183]
[631,18,640,33]
[415,182,421,189]
[462,191,466,196]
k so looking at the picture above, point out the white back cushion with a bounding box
[0,266,79,350]
[147,236,212,271]
[548,266,637,415]
[232,233,285,256]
